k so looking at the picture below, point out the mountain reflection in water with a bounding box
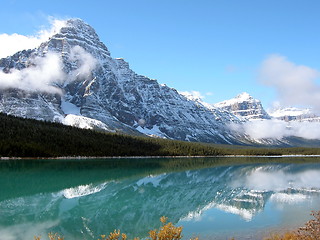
[0,158,320,240]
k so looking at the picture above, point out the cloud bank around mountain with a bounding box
[0,52,65,94]
[0,18,66,59]
[229,119,320,140]
[0,45,98,94]
[69,45,98,79]
[0,17,98,94]
[226,55,320,141]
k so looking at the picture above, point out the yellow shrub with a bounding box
[148,216,183,240]
[98,229,128,240]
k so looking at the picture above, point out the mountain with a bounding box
[269,107,320,122]
[2,19,319,146]
[0,18,243,144]
[214,92,271,120]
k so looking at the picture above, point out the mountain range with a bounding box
[0,18,319,146]
[214,92,320,123]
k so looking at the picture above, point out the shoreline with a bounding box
[2,154,320,160]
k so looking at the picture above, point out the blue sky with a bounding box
[1,0,320,109]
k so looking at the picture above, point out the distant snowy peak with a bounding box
[214,92,271,120]
[215,92,255,107]
[269,107,320,122]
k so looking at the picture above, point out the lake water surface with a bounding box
[0,157,320,240]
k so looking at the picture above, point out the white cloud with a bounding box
[259,54,320,111]
[0,46,98,94]
[227,55,320,141]
[0,18,66,59]
[0,52,65,94]
[289,121,320,140]
[0,18,100,95]
[179,90,205,101]
[69,46,97,79]
[229,119,320,140]
[229,120,288,139]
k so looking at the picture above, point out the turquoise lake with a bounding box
[0,157,320,240]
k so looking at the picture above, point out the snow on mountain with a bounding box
[63,114,114,131]
[2,19,319,145]
[0,18,244,144]
[214,92,271,120]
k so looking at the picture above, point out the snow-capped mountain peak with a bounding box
[216,92,255,107]
[41,18,110,60]
[214,92,270,120]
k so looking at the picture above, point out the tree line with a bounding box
[1,113,320,158]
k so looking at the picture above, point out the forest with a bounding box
[1,113,320,158]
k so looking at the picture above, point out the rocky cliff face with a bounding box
[214,92,271,120]
[0,19,242,144]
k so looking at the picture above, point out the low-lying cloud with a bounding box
[0,18,70,94]
[0,52,65,94]
[229,119,320,140]
[229,54,320,141]
[259,54,320,112]
[69,45,98,79]
[0,45,98,94]
[0,18,66,59]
